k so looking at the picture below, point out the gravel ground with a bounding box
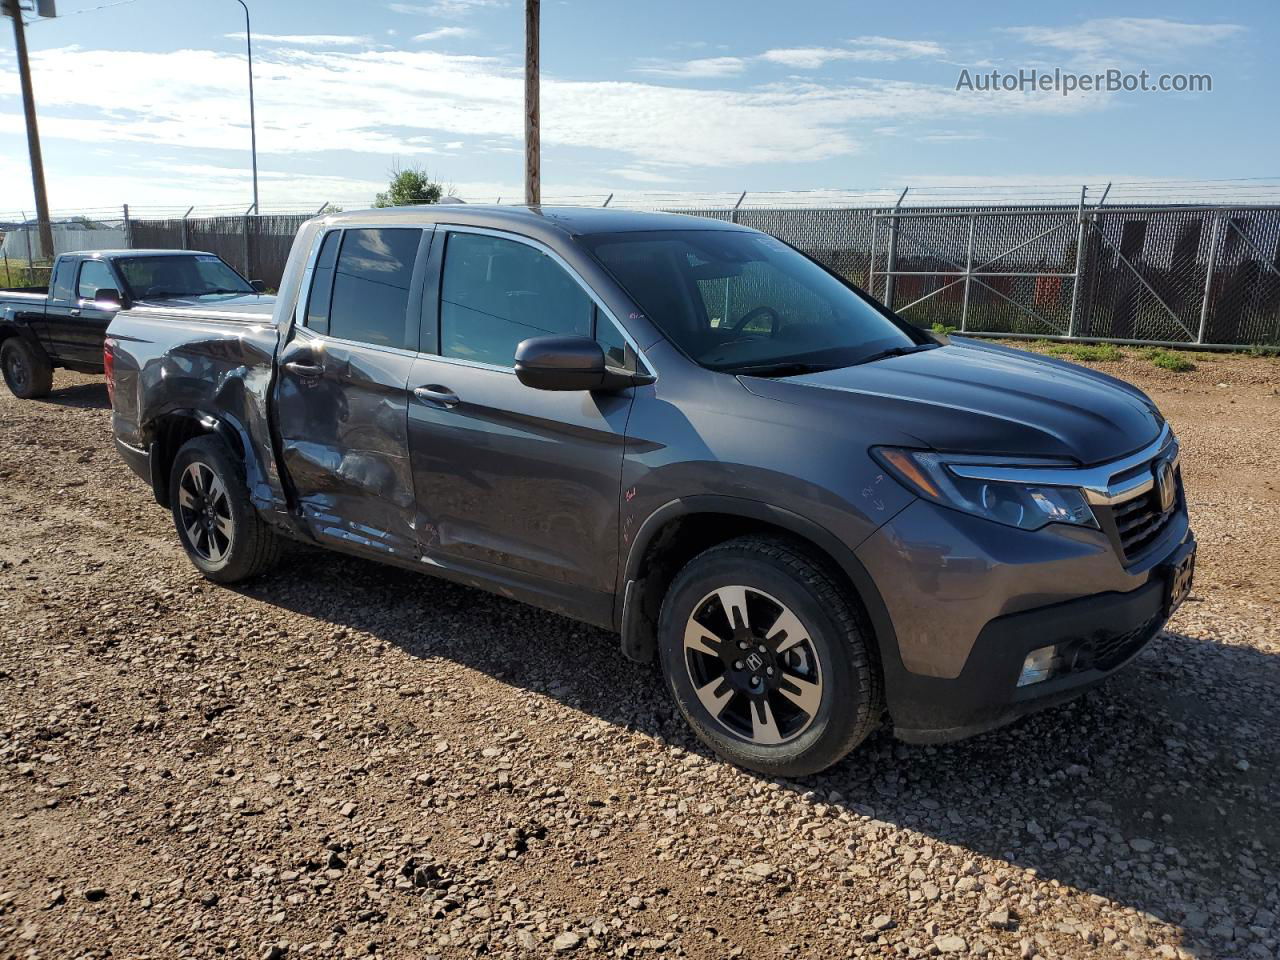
[0,351,1277,960]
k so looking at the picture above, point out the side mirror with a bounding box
[94,287,125,310]
[250,279,267,293]
[515,335,609,391]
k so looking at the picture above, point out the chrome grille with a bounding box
[1110,468,1180,562]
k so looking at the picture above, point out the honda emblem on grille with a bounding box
[1154,458,1177,513]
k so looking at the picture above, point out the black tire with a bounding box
[169,435,283,583]
[658,536,883,777]
[1,338,53,399]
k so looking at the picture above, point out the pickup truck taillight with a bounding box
[103,338,116,405]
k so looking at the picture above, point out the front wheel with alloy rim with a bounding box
[169,435,283,583]
[658,536,883,776]
[1,338,53,399]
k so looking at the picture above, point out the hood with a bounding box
[135,292,276,313]
[738,337,1162,466]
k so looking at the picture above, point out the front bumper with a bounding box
[888,575,1171,742]
[854,494,1192,743]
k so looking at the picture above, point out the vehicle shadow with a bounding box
[38,381,110,410]
[241,545,1277,954]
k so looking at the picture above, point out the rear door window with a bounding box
[303,231,341,336]
[326,228,422,348]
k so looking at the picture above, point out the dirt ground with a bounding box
[0,348,1276,960]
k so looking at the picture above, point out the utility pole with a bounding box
[524,0,539,206]
[5,0,54,260]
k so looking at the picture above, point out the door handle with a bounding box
[413,385,459,408]
[68,308,81,317]
[285,361,325,378]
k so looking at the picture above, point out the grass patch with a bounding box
[1034,341,1125,363]
[931,322,957,336]
[0,262,51,289]
[1142,348,1196,372]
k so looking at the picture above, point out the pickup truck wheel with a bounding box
[1,338,53,399]
[658,536,883,777]
[169,435,282,583]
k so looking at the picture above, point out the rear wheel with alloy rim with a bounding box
[659,536,883,776]
[169,435,283,583]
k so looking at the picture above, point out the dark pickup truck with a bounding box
[106,206,1195,776]
[1,249,271,398]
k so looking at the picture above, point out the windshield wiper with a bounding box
[204,288,252,295]
[852,343,939,366]
[722,361,835,378]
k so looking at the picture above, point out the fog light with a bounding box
[1017,645,1058,687]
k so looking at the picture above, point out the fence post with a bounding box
[867,214,879,299]
[21,210,34,285]
[243,203,253,279]
[960,212,975,332]
[1066,186,1088,339]
[882,187,908,309]
[122,204,133,248]
[731,190,746,224]
[1197,213,1222,344]
[181,206,193,250]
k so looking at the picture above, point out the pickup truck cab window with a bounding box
[440,231,595,367]
[50,258,76,303]
[77,259,115,301]
[328,227,422,349]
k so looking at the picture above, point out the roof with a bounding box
[62,249,224,259]
[317,204,753,239]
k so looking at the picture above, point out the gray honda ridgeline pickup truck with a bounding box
[106,206,1195,776]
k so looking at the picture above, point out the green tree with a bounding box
[373,166,446,208]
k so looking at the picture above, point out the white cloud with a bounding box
[760,36,945,69]
[1004,18,1243,66]
[634,56,746,79]
[0,42,1109,210]
[389,0,504,16]
[414,27,472,42]
[235,34,370,47]
[607,167,682,184]
[848,36,947,59]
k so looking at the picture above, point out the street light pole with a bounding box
[5,0,54,259]
[232,0,259,214]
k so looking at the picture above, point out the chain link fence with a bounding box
[5,199,1276,347]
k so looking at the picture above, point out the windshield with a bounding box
[585,229,920,373]
[115,254,255,300]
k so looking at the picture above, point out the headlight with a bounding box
[872,448,1098,531]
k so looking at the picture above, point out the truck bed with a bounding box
[109,302,288,518]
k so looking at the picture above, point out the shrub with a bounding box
[1142,348,1195,372]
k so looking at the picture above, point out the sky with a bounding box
[0,0,1276,216]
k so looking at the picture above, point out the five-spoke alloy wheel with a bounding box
[659,536,883,777]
